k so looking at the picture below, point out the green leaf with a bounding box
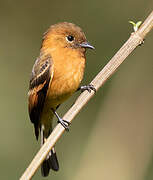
[136,21,142,27]
[129,20,142,32]
[129,21,136,26]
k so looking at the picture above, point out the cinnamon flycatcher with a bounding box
[28,22,95,177]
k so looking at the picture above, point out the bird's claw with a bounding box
[80,84,96,93]
[58,119,70,131]
[51,108,70,131]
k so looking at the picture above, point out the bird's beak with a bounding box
[80,42,95,49]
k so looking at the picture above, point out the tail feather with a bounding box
[41,126,59,177]
[49,149,59,171]
[41,159,50,177]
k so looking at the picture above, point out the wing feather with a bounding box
[28,55,53,139]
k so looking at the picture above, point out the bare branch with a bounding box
[20,11,153,180]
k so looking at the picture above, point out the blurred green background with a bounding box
[0,0,153,180]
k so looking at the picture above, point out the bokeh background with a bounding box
[0,0,153,180]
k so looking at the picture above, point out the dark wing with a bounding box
[28,55,54,140]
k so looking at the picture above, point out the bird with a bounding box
[28,22,95,177]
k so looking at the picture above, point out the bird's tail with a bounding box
[40,125,59,177]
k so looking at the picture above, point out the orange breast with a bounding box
[46,48,86,108]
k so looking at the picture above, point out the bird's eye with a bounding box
[66,35,74,42]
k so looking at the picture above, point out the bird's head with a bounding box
[41,22,94,54]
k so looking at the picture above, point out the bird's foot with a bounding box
[58,119,70,131]
[78,84,96,93]
[51,108,70,131]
